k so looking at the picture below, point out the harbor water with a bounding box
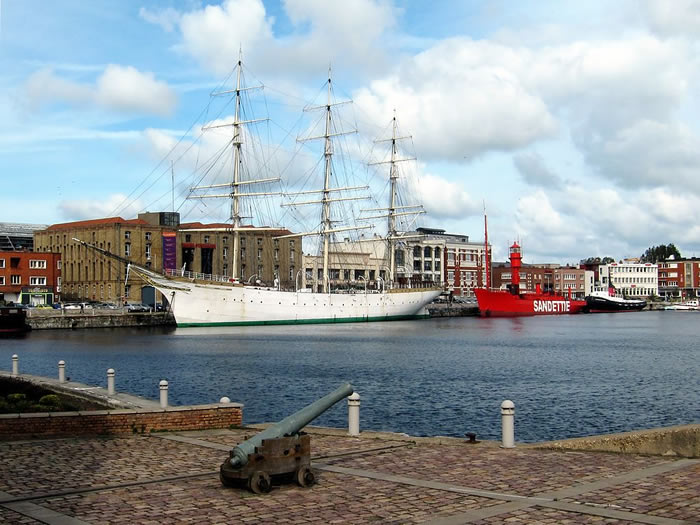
[2,310,698,442]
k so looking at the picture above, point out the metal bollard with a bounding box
[12,354,19,377]
[58,360,66,383]
[501,400,515,448]
[348,392,361,436]
[107,368,115,395]
[159,380,168,408]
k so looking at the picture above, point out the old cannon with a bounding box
[220,382,354,493]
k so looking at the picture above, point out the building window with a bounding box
[223,236,228,244]
[274,239,279,248]
[11,275,21,285]
[223,247,228,259]
[413,246,421,257]
[240,237,246,247]
[125,243,131,256]
[204,235,210,243]
[57,260,62,269]
[257,248,263,261]
[424,260,432,271]
[257,238,263,246]
[354,269,365,280]
[223,263,228,274]
[434,247,441,259]
[241,247,246,258]
[30,277,47,286]
[125,231,131,240]
[0,276,4,285]
[274,249,279,261]
[0,259,4,268]
[290,266,295,280]
[289,240,295,250]
[145,244,152,258]
[30,260,47,269]
[424,247,432,258]
[185,234,192,242]
[144,232,151,241]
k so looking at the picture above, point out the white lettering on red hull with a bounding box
[533,300,570,313]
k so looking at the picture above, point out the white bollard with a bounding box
[58,360,66,383]
[159,380,168,408]
[348,392,361,436]
[501,400,515,448]
[107,368,115,395]
[11,354,18,377]
[219,396,231,404]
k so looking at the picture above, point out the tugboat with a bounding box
[585,286,646,312]
[475,239,587,317]
[0,305,30,335]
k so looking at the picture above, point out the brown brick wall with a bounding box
[0,405,242,439]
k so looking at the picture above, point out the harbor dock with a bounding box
[1,371,697,524]
[1,425,697,524]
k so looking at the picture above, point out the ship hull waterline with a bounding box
[148,275,442,327]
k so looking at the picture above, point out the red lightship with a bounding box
[475,241,587,317]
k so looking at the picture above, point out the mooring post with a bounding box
[159,380,168,408]
[58,360,66,383]
[501,400,515,448]
[348,391,361,436]
[107,368,115,395]
[11,354,18,377]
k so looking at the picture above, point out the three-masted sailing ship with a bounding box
[76,57,442,326]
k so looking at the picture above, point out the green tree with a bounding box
[640,244,681,263]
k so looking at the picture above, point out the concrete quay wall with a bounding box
[26,311,175,330]
[531,423,699,458]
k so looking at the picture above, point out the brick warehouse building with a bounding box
[657,258,699,299]
[0,251,62,305]
[33,212,301,305]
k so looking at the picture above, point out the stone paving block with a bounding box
[0,436,221,496]
[39,470,501,524]
[324,443,669,497]
[0,506,43,524]
[471,505,640,524]
[563,461,700,522]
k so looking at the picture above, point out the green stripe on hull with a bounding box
[177,313,430,327]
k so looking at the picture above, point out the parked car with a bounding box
[126,303,152,312]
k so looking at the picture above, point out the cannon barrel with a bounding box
[229,382,354,468]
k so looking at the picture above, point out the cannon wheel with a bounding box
[295,466,315,488]
[248,471,272,494]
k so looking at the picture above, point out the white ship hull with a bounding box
[149,275,441,326]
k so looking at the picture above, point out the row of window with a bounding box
[0,276,47,286]
[0,259,59,269]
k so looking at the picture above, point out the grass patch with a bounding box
[0,376,110,413]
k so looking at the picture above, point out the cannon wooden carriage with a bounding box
[219,382,354,494]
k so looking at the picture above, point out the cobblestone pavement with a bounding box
[0,429,697,524]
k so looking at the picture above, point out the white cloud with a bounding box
[159,0,397,79]
[410,172,480,219]
[643,0,700,37]
[138,7,181,32]
[24,66,177,116]
[514,184,700,262]
[178,0,274,76]
[354,39,557,161]
[58,194,144,221]
[513,152,561,188]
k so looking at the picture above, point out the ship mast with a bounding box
[286,69,370,293]
[187,51,277,281]
[365,112,422,287]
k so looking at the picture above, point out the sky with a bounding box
[2,0,700,264]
